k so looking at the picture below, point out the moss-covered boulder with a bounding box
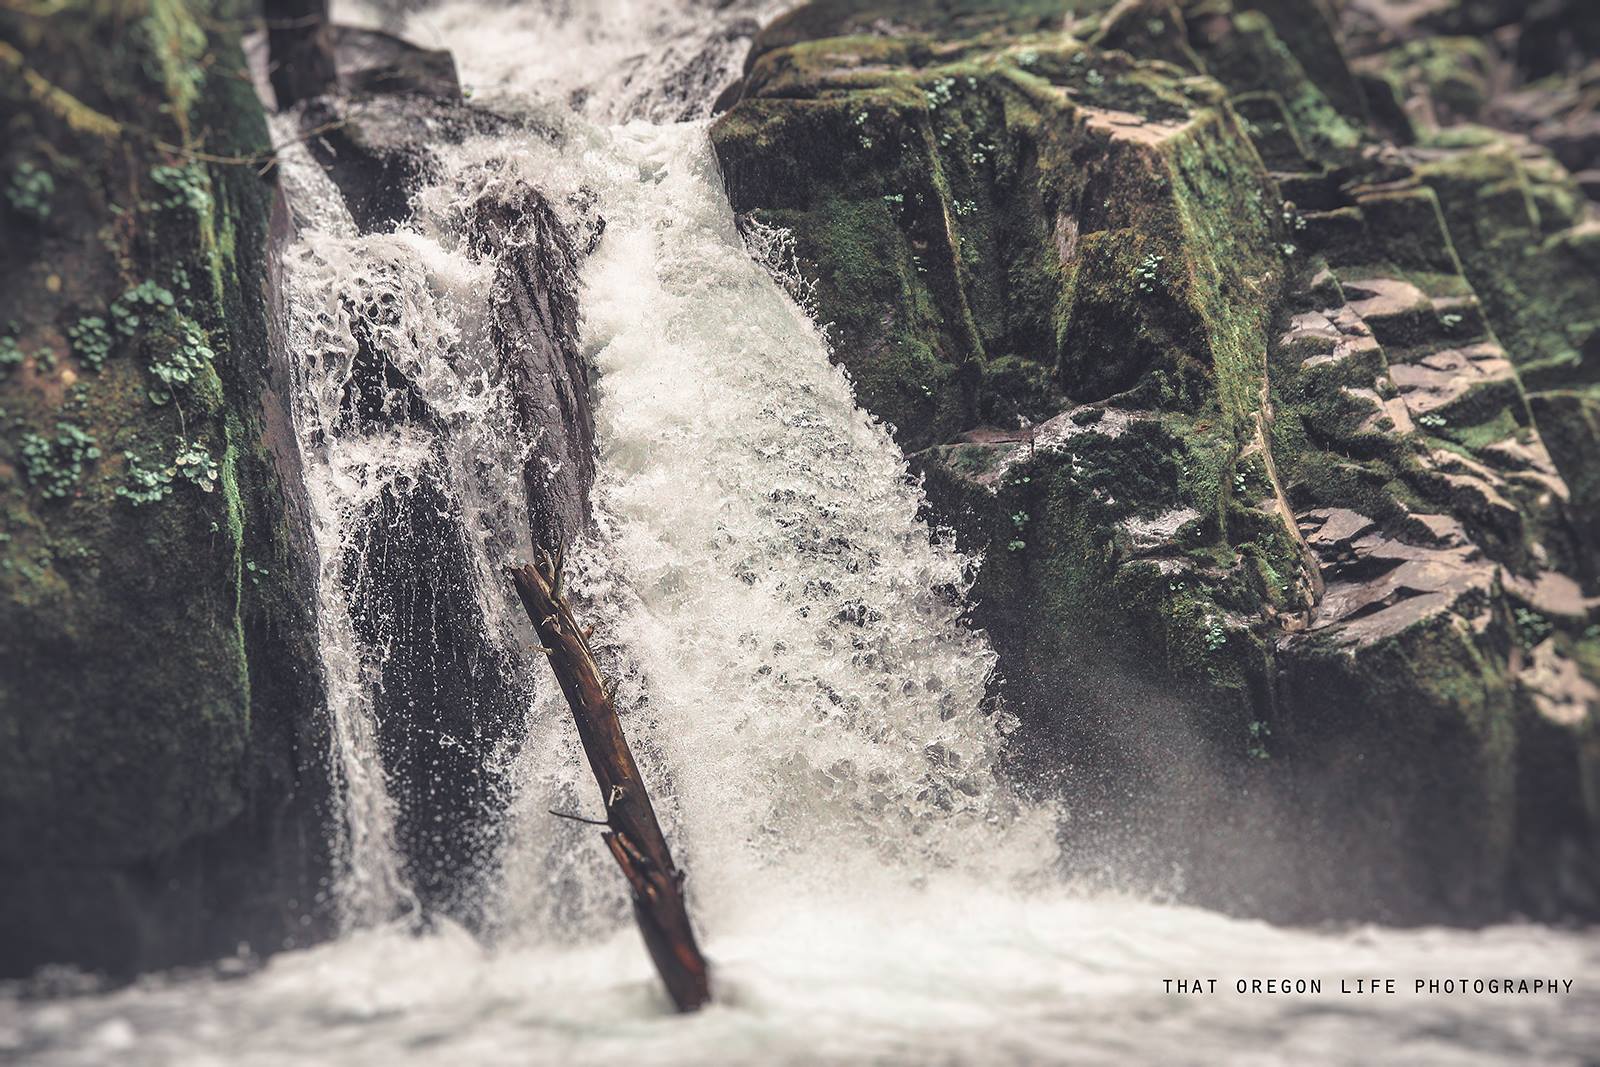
[0,0,328,974]
[713,0,1600,922]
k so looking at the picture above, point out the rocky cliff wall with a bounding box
[712,0,1600,923]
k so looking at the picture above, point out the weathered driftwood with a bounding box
[509,548,711,1013]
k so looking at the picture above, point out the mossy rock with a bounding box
[0,0,328,975]
[718,0,1600,923]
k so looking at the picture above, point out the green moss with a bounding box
[1190,10,1361,162]
[0,0,325,955]
[1415,143,1599,389]
[715,12,1326,775]
[140,0,210,133]
[1381,36,1494,124]
[1233,0,1367,119]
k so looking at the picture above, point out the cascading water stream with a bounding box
[5,3,1599,1064]
[482,118,1057,939]
[272,0,1053,940]
[269,127,418,929]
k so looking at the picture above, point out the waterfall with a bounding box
[271,0,1052,936]
[272,105,555,928]
[7,5,1600,1065]
[272,128,418,927]
[486,119,1056,937]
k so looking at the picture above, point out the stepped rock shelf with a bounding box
[710,0,1600,923]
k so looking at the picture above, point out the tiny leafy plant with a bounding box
[1417,412,1447,429]
[149,164,212,214]
[6,162,54,222]
[20,422,100,500]
[149,317,215,396]
[112,280,177,336]
[0,335,23,375]
[110,281,215,401]
[173,439,219,491]
[852,110,873,150]
[1514,606,1552,650]
[67,316,113,372]
[117,450,174,505]
[1007,509,1030,552]
[1203,616,1226,651]
[1246,720,1271,760]
[1135,253,1163,293]
[117,438,220,505]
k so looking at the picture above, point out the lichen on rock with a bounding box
[0,0,329,974]
[713,0,1600,923]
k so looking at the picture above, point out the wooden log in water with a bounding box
[508,548,711,1013]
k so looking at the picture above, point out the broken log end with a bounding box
[510,552,712,1014]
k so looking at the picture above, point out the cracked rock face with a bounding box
[1298,507,1494,645]
[712,0,1600,923]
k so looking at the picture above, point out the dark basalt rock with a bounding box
[298,25,471,233]
[267,0,339,108]
[343,455,530,926]
[298,89,451,234]
[713,0,1600,925]
[283,25,596,925]
[467,184,595,552]
[0,4,332,975]
[331,25,461,99]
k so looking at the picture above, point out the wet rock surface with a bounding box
[713,0,1600,923]
[279,27,596,924]
[0,2,331,975]
[466,185,595,552]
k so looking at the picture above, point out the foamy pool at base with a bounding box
[5,884,1597,1066]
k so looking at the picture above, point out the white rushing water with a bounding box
[4,2,1599,1064]
[480,113,1056,939]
